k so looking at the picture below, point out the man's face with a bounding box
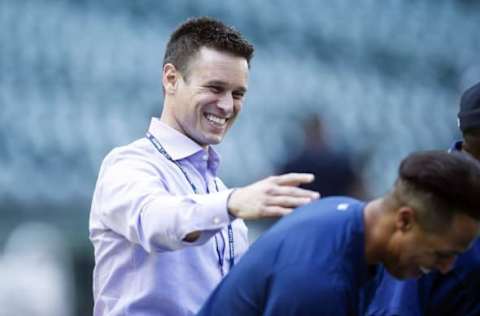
[384,212,479,279]
[165,47,249,148]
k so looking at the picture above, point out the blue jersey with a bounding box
[366,267,422,316]
[197,197,377,316]
[367,141,480,316]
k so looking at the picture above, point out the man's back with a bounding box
[198,197,375,316]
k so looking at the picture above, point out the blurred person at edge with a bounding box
[197,150,480,316]
[367,81,480,316]
[0,222,74,316]
[278,114,366,199]
[89,17,319,316]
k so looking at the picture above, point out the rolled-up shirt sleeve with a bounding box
[93,148,233,253]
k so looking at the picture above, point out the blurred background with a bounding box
[1,0,479,314]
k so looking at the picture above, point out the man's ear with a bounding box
[163,63,179,95]
[395,206,416,232]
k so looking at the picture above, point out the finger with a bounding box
[272,173,315,186]
[268,186,320,199]
[261,206,293,217]
[266,196,314,208]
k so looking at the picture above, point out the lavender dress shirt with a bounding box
[89,118,249,315]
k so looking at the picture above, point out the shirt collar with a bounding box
[147,118,221,168]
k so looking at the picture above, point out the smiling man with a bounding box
[367,82,480,316]
[89,17,320,316]
[197,150,480,316]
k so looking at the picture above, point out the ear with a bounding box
[395,206,416,232]
[163,63,179,95]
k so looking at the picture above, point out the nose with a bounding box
[437,256,456,274]
[217,93,234,113]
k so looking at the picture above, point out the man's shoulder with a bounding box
[102,137,151,165]
[281,196,365,253]
[297,196,364,221]
[301,196,362,210]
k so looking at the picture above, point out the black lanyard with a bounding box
[146,132,235,275]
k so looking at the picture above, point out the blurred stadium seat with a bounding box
[1,0,479,314]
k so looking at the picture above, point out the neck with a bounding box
[363,198,389,265]
[160,106,182,133]
[159,110,210,151]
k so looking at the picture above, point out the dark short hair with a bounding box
[394,150,480,231]
[163,17,254,78]
[458,82,480,133]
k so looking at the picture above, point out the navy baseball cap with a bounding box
[458,82,480,132]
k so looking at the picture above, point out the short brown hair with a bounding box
[392,150,480,231]
[163,17,254,78]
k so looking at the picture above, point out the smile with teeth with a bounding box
[205,113,227,126]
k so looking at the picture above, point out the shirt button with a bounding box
[213,217,220,225]
[203,155,208,161]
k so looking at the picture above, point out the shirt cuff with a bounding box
[190,188,235,231]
